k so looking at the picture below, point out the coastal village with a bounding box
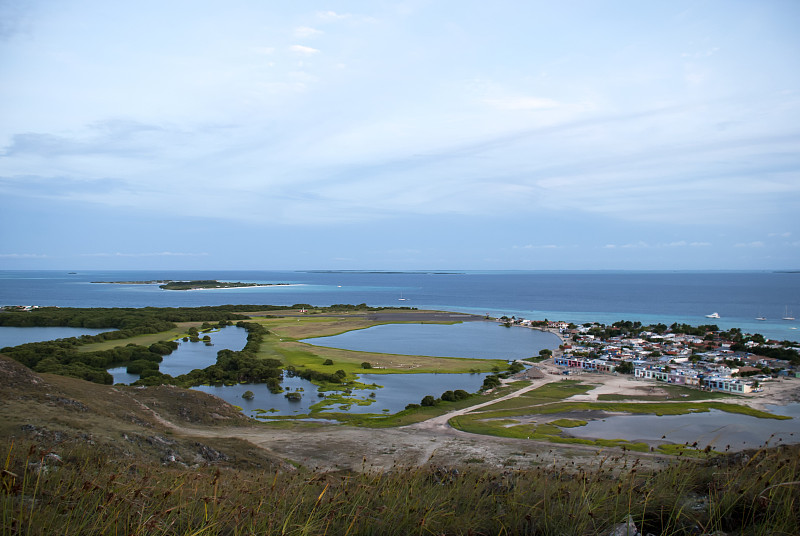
[504,317,800,396]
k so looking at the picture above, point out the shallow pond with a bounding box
[0,326,117,348]
[303,321,560,359]
[108,326,247,384]
[565,403,800,451]
[191,371,491,418]
[193,376,322,416]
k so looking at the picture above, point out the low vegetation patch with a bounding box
[549,418,588,427]
[598,384,734,402]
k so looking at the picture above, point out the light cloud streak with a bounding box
[0,1,798,270]
[80,252,210,258]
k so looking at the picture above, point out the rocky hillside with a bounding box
[0,354,285,470]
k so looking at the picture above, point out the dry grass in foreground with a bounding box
[2,440,798,536]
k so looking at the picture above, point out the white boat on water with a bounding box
[756,316,767,321]
[783,307,795,321]
[706,312,720,319]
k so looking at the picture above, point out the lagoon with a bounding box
[0,326,116,348]
[108,325,248,384]
[304,321,561,360]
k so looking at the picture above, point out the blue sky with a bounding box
[1,0,799,270]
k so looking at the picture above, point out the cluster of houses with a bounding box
[0,305,41,311]
[509,318,800,395]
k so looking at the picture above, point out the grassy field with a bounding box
[75,322,204,352]
[597,383,735,402]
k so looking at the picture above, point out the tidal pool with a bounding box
[0,326,117,348]
[564,404,800,451]
[303,321,560,359]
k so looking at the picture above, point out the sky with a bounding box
[1,0,799,271]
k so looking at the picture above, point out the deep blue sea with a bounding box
[1,270,799,342]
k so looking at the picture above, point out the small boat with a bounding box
[783,307,795,321]
[755,316,766,321]
[705,312,720,319]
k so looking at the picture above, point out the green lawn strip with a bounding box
[467,400,790,421]
[308,388,517,427]
[656,443,722,457]
[256,331,506,375]
[76,324,198,352]
[548,418,588,427]
[476,380,594,411]
[296,319,462,341]
[258,316,379,340]
[257,314,458,342]
[250,316,508,374]
[317,409,443,427]
[309,393,377,412]
[449,414,650,452]
[597,384,734,402]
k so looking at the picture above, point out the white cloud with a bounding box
[734,241,765,248]
[603,242,650,249]
[606,241,713,249]
[0,253,47,258]
[316,11,350,21]
[314,10,376,24]
[513,244,560,249]
[289,44,319,56]
[294,26,323,38]
[665,241,711,247]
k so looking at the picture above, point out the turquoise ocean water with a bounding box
[1,270,798,341]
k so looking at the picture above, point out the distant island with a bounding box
[160,280,289,291]
[92,279,288,290]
